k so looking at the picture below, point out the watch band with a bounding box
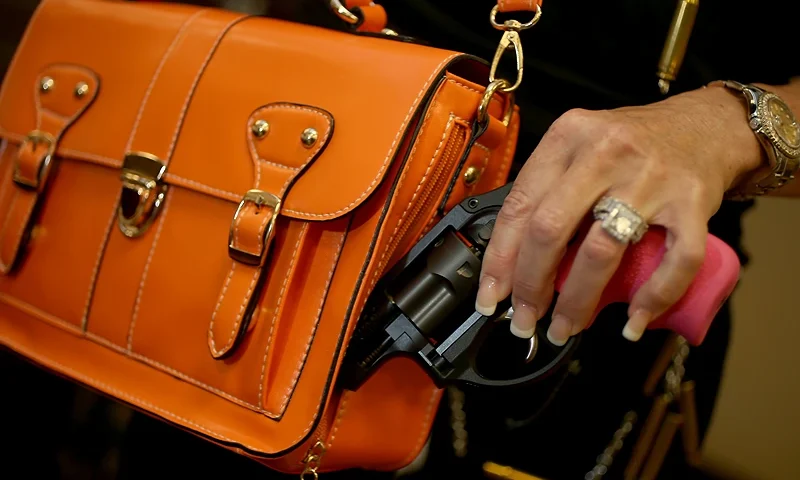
[710,80,797,200]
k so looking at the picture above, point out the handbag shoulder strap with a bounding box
[331,0,542,34]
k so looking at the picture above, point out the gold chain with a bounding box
[300,441,327,480]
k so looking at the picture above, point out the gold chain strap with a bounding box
[300,441,327,480]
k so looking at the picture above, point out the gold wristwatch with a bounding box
[711,80,800,199]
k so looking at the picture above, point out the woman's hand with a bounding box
[475,85,764,345]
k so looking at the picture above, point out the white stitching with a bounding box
[125,9,206,152]
[126,192,174,350]
[85,330,271,414]
[0,141,14,229]
[208,261,236,354]
[367,113,455,293]
[0,339,248,445]
[59,148,121,169]
[246,104,333,189]
[0,139,241,204]
[276,226,347,413]
[36,66,98,136]
[165,13,248,162]
[392,387,441,469]
[445,78,503,112]
[81,190,122,331]
[1,58,463,221]
[0,131,24,143]
[163,173,239,202]
[257,223,308,406]
[210,265,258,357]
[210,105,334,356]
[0,293,280,417]
[1,191,36,273]
[469,143,491,196]
[496,114,518,186]
[281,54,460,219]
[0,192,19,272]
[324,390,351,454]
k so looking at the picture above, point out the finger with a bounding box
[476,134,573,318]
[548,195,654,345]
[623,213,707,342]
[509,161,611,339]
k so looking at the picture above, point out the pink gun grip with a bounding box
[554,227,741,346]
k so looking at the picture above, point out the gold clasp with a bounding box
[487,4,541,94]
[489,30,524,93]
[117,152,168,238]
[228,189,281,266]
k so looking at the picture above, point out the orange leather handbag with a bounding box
[0,0,539,475]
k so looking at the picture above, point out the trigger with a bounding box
[496,306,538,364]
[526,332,538,364]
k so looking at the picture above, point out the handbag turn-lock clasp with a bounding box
[117,152,168,238]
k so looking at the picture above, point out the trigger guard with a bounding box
[451,309,579,389]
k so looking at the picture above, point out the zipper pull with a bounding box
[300,441,327,480]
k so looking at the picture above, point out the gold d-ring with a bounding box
[489,4,542,31]
[477,79,514,127]
[329,0,359,24]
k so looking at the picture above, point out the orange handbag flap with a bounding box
[0,0,465,220]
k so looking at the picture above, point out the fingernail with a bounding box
[475,277,497,316]
[547,314,572,346]
[509,298,537,339]
[622,310,652,342]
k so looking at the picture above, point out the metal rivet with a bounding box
[74,82,89,98]
[463,166,480,186]
[40,77,54,92]
[252,119,270,138]
[301,128,318,148]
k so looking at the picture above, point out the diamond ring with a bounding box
[592,196,648,244]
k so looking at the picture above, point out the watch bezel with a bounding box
[755,92,800,159]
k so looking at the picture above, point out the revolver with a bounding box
[338,183,741,391]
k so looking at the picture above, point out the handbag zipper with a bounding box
[298,122,469,478]
[382,121,468,270]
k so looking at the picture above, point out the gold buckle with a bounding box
[117,152,168,238]
[13,130,56,191]
[228,189,282,267]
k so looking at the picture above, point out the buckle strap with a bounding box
[228,190,282,266]
[208,103,333,360]
[12,131,56,191]
[0,65,99,274]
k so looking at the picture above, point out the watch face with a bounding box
[767,97,800,149]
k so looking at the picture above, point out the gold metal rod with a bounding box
[679,381,703,466]
[643,334,680,397]
[640,413,684,480]
[624,394,671,480]
[483,461,545,480]
[656,0,700,94]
